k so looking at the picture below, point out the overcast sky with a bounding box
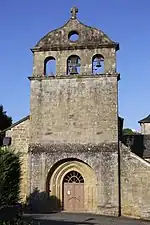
[0,0,150,131]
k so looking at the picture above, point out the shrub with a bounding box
[0,147,21,206]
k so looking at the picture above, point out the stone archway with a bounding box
[47,159,97,212]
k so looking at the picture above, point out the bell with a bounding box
[71,56,77,64]
[69,57,80,66]
[68,56,80,74]
[96,59,102,68]
[70,66,78,74]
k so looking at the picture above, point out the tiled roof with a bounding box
[138,114,150,123]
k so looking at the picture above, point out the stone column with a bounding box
[40,153,46,191]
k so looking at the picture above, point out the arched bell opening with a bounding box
[44,56,56,76]
[67,55,81,75]
[92,54,104,74]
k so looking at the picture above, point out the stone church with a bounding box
[2,7,150,220]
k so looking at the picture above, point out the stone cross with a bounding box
[71,7,78,19]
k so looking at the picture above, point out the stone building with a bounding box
[139,114,150,135]
[2,7,150,220]
[122,115,150,160]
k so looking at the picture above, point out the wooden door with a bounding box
[63,171,84,211]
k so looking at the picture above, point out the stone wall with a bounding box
[33,48,116,76]
[120,143,150,220]
[122,134,150,158]
[141,123,150,134]
[6,118,30,201]
[29,143,119,216]
[30,76,118,145]
[6,119,29,153]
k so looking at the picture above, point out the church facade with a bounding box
[3,7,150,220]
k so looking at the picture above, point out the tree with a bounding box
[123,128,135,136]
[0,105,12,131]
[0,105,12,146]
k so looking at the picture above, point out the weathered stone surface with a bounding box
[120,143,150,220]
[30,76,118,145]
[6,118,29,153]
[139,115,150,135]
[29,143,119,216]
[32,48,117,77]
[141,123,150,134]
[33,16,118,51]
[5,118,30,201]
[29,143,118,153]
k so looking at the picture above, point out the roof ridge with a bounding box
[0,115,30,133]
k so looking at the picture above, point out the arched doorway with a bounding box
[47,159,97,212]
[63,170,84,211]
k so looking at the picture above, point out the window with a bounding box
[67,55,81,75]
[44,57,56,76]
[63,171,84,183]
[92,54,104,74]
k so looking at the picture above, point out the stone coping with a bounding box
[28,73,120,81]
